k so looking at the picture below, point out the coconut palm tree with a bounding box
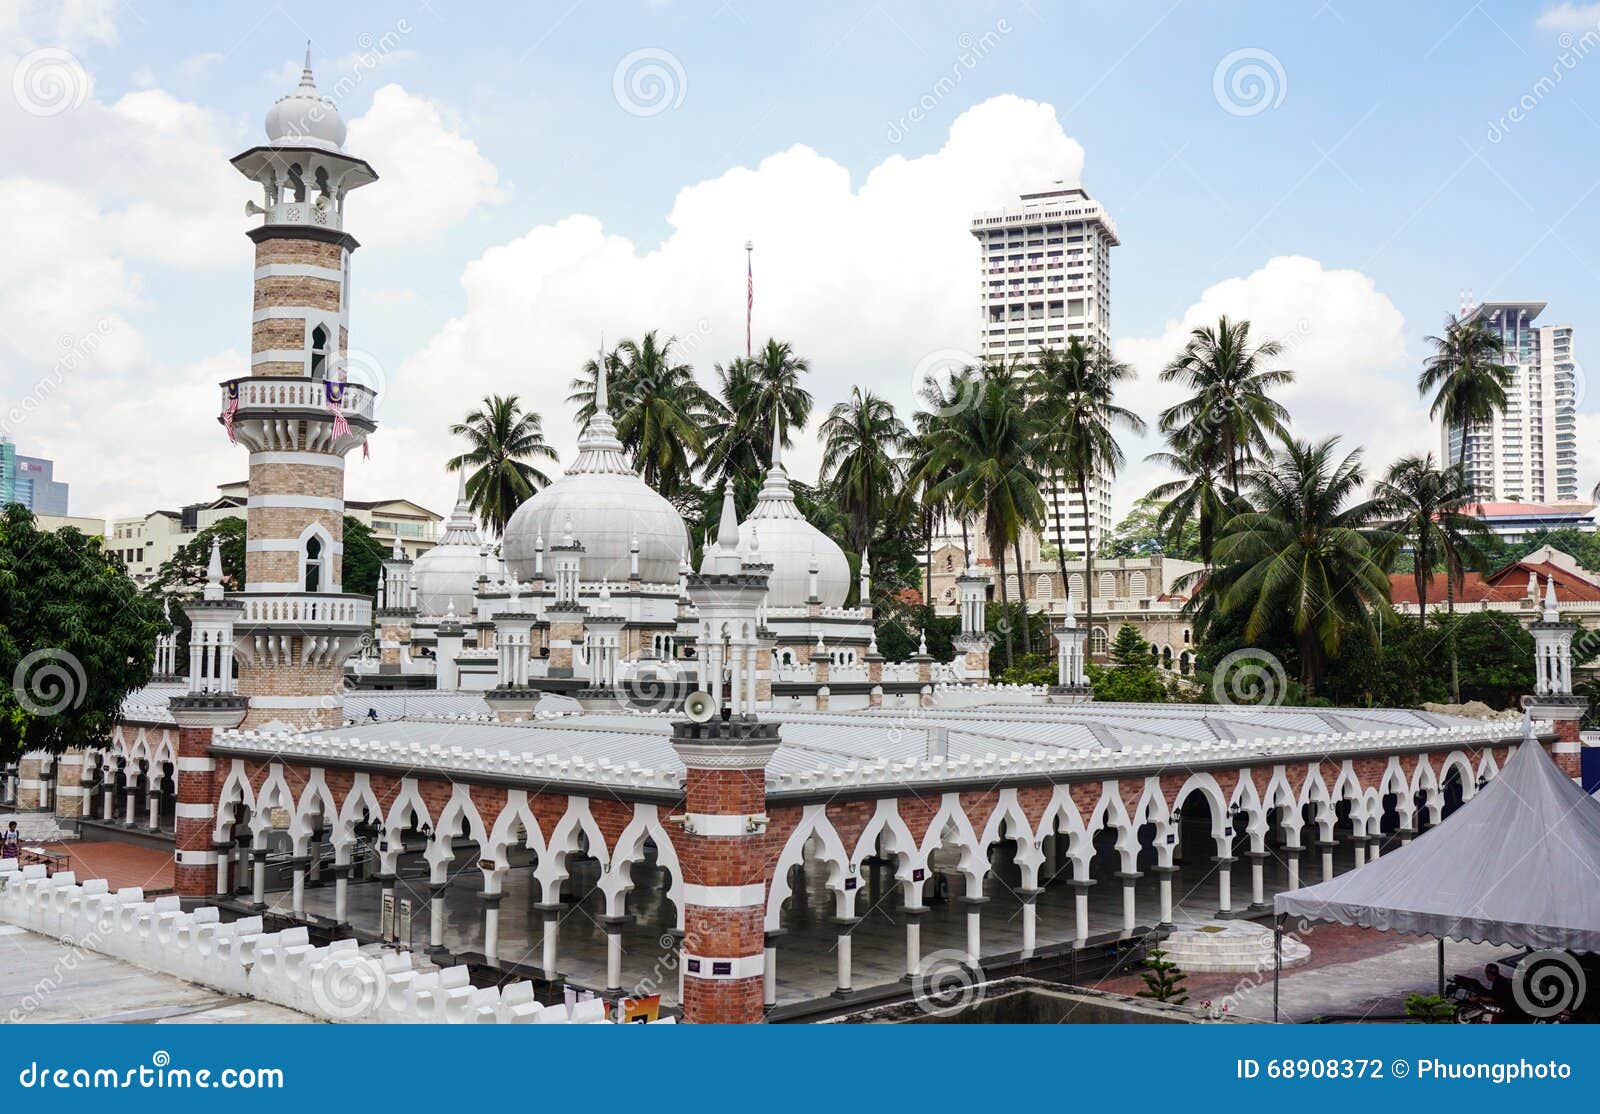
[1210,435,1390,695]
[1159,315,1294,490]
[1373,454,1492,701]
[568,331,713,499]
[701,340,813,488]
[819,386,908,554]
[1032,339,1146,645]
[448,394,558,536]
[1144,434,1231,572]
[1418,314,1515,482]
[927,367,1046,670]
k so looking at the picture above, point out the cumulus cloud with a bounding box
[345,84,504,244]
[1536,4,1600,32]
[384,94,1085,514]
[1114,255,1419,513]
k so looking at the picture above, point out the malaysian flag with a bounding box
[324,380,351,439]
[221,380,240,443]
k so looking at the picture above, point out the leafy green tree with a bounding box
[449,394,558,535]
[1089,624,1166,702]
[151,516,246,596]
[1137,948,1190,1004]
[1404,994,1456,1023]
[341,516,386,601]
[0,506,166,762]
[1210,436,1390,696]
[1101,496,1201,561]
[1418,313,1514,474]
[1031,339,1145,646]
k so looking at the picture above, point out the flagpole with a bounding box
[745,239,753,360]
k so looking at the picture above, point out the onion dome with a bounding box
[737,406,850,607]
[411,470,485,617]
[502,355,691,585]
[265,45,347,151]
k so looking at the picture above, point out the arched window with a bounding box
[1090,626,1107,654]
[1098,571,1115,598]
[1035,574,1052,600]
[1161,646,1172,671]
[1179,651,1192,676]
[309,324,330,380]
[1068,573,1084,598]
[304,535,323,593]
[1005,575,1020,600]
[1128,571,1148,598]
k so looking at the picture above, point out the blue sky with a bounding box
[3,0,1598,522]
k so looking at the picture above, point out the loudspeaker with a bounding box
[684,690,717,724]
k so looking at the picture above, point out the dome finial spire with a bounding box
[596,334,609,414]
[770,397,783,471]
[303,41,313,79]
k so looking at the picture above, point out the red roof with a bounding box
[1388,558,1600,605]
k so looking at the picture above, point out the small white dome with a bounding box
[502,367,689,585]
[412,472,484,617]
[265,48,346,150]
[739,434,849,608]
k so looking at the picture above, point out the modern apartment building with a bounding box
[1442,300,1578,505]
[968,183,1119,556]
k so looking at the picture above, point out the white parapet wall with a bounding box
[0,861,670,1025]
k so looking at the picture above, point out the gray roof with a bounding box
[199,699,1520,799]
[120,684,490,727]
[1277,728,1600,952]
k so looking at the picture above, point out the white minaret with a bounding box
[226,48,378,729]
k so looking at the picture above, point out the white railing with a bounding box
[226,377,377,423]
[237,593,372,627]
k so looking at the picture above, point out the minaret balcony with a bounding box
[227,376,377,424]
[233,592,373,632]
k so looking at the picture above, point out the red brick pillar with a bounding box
[671,719,779,1024]
[1553,716,1583,779]
[168,694,246,899]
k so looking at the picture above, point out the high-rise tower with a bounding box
[224,49,378,730]
[969,184,1119,557]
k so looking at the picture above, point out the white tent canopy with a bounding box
[1275,726,1600,954]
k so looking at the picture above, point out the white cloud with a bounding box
[384,94,1084,515]
[1536,4,1600,32]
[1114,255,1418,514]
[344,84,504,245]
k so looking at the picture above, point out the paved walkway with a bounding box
[0,925,309,1024]
[36,841,174,893]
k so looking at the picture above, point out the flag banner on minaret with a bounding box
[221,380,240,443]
[324,380,351,439]
[363,438,370,460]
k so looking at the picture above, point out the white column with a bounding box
[1072,882,1090,946]
[429,882,447,950]
[102,782,114,821]
[1156,868,1174,925]
[291,862,307,917]
[1251,856,1265,906]
[964,904,982,963]
[215,846,231,895]
[834,925,854,996]
[147,793,161,831]
[539,904,559,976]
[251,846,267,907]
[334,860,350,924]
[1286,855,1300,891]
[482,890,502,966]
[764,932,780,1006]
[1320,842,1335,881]
[1353,842,1367,869]
[904,912,923,978]
[606,928,623,992]
[1021,897,1038,958]
[1216,860,1232,915]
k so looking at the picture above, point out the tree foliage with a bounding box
[0,506,165,762]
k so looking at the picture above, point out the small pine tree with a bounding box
[1109,623,1152,667]
[1136,947,1189,1004]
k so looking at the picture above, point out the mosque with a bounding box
[1,53,1588,1024]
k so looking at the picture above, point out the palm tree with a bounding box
[1032,339,1146,647]
[819,386,908,553]
[1159,315,1294,490]
[701,340,813,488]
[927,367,1046,670]
[1418,314,1514,482]
[1210,435,1391,695]
[1145,435,1230,571]
[448,394,558,536]
[568,331,713,499]
[1373,454,1492,701]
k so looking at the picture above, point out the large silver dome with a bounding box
[412,472,485,617]
[502,370,689,586]
[738,432,850,608]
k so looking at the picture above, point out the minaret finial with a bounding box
[717,487,739,550]
[771,397,783,471]
[596,335,609,414]
[204,537,224,601]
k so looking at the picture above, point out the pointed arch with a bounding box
[333,773,383,850]
[212,760,256,842]
[291,768,339,853]
[765,804,856,930]
[535,796,610,901]
[486,789,547,864]
[599,803,684,925]
[978,789,1044,888]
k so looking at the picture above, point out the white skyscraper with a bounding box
[969,183,1119,557]
[1442,300,1578,506]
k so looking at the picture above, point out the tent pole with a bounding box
[1437,937,1445,997]
[1273,913,1284,1022]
